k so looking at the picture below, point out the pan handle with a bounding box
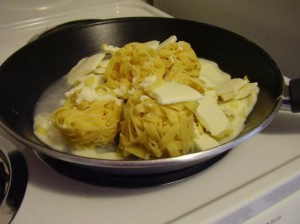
[282,76,300,112]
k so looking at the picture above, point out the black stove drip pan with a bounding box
[35,150,230,188]
[0,137,28,224]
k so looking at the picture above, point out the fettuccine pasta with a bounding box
[119,90,198,159]
[105,42,166,99]
[158,38,205,93]
[52,100,122,149]
[33,35,259,160]
[51,75,123,149]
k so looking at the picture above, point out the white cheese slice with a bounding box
[93,67,106,74]
[102,44,120,53]
[194,131,220,151]
[195,93,229,136]
[98,58,110,68]
[214,78,248,101]
[67,53,106,84]
[220,100,245,117]
[144,40,160,49]
[65,74,105,96]
[242,86,259,116]
[138,75,157,89]
[220,84,259,117]
[216,116,246,144]
[147,82,202,105]
[199,58,231,86]
[234,82,259,100]
[157,35,177,49]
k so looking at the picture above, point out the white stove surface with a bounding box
[0,1,300,223]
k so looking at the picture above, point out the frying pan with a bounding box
[0,17,299,175]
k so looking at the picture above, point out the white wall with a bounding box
[154,0,300,79]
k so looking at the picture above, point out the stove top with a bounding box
[7,113,300,224]
[0,137,27,224]
[35,150,229,188]
[0,1,299,223]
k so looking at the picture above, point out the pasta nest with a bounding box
[159,41,200,78]
[119,90,198,159]
[158,41,204,92]
[104,42,166,99]
[52,84,123,149]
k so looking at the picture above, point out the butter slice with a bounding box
[195,93,229,136]
[67,53,106,84]
[147,82,202,105]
